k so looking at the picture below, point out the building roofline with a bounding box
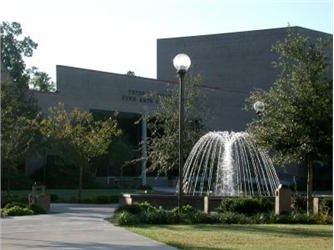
[56,65,174,84]
[56,65,251,93]
[157,26,332,41]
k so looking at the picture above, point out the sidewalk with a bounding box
[1,203,176,250]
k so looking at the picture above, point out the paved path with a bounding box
[1,203,176,250]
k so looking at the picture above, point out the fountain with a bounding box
[182,131,280,197]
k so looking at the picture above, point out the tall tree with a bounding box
[146,75,207,175]
[1,21,55,90]
[37,103,121,199]
[1,21,40,191]
[245,31,332,215]
[1,21,57,191]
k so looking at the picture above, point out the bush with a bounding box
[29,204,47,214]
[217,197,274,215]
[291,196,307,212]
[320,198,332,214]
[3,201,47,215]
[137,202,158,213]
[219,212,253,224]
[1,195,28,208]
[3,206,34,216]
[4,201,28,209]
[115,211,138,226]
[144,209,169,224]
[111,201,332,226]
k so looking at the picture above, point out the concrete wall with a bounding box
[35,65,174,116]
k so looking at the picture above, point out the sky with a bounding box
[2,0,333,82]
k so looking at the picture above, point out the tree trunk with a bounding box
[306,158,313,216]
[78,166,83,201]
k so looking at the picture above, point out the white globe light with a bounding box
[253,101,265,113]
[173,53,191,72]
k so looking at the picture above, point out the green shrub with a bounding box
[29,204,47,214]
[137,202,158,213]
[291,196,307,212]
[1,195,28,208]
[115,211,138,226]
[217,197,274,215]
[319,198,332,214]
[317,210,333,224]
[4,201,28,210]
[219,212,253,224]
[3,206,34,216]
[144,209,169,224]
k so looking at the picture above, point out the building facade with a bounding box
[32,26,332,188]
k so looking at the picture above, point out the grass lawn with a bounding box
[129,224,333,250]
[2,189,137,202]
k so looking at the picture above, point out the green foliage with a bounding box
[28,204,47,214]
[216,197,274,215]
[112,202,331,226]
[27,66,56,92]
[245,30,332,215]
[37,103,121,165]
[3,206,34,216]
[147,75,207,174]
[36,103,121,199]
[245,30,332,165]
[2,201,46,215]
[1,21,37,83]
[319,198,332,214]
[115,211,139,226]
[1,21,55,193]
[218,212,252,224]
[4,201,27,209]
[1,195,28,207]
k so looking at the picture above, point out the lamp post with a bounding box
[253,101,265,118]
[173,53,191,210]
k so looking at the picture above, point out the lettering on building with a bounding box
[121,89,171,104]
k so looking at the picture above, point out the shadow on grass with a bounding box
[133,224,332,238]
[183,224,332,238]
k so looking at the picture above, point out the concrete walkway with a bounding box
[1,203,176,250]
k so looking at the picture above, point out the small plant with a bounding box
[29,204,47,214]
[116,211,138,226]
[217,197,274,215]
[3,206,34,216]
[4,201,28,209]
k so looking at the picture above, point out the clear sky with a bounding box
[2,0,333,81]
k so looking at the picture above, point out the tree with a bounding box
[1,21,55,91]
[146,75,207,175]
[245,31,332,215]
[37,103,121,199]
[1,21,37,84]
[28,66,56,92]
[1,21,57,191]
[1,21,40,191]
